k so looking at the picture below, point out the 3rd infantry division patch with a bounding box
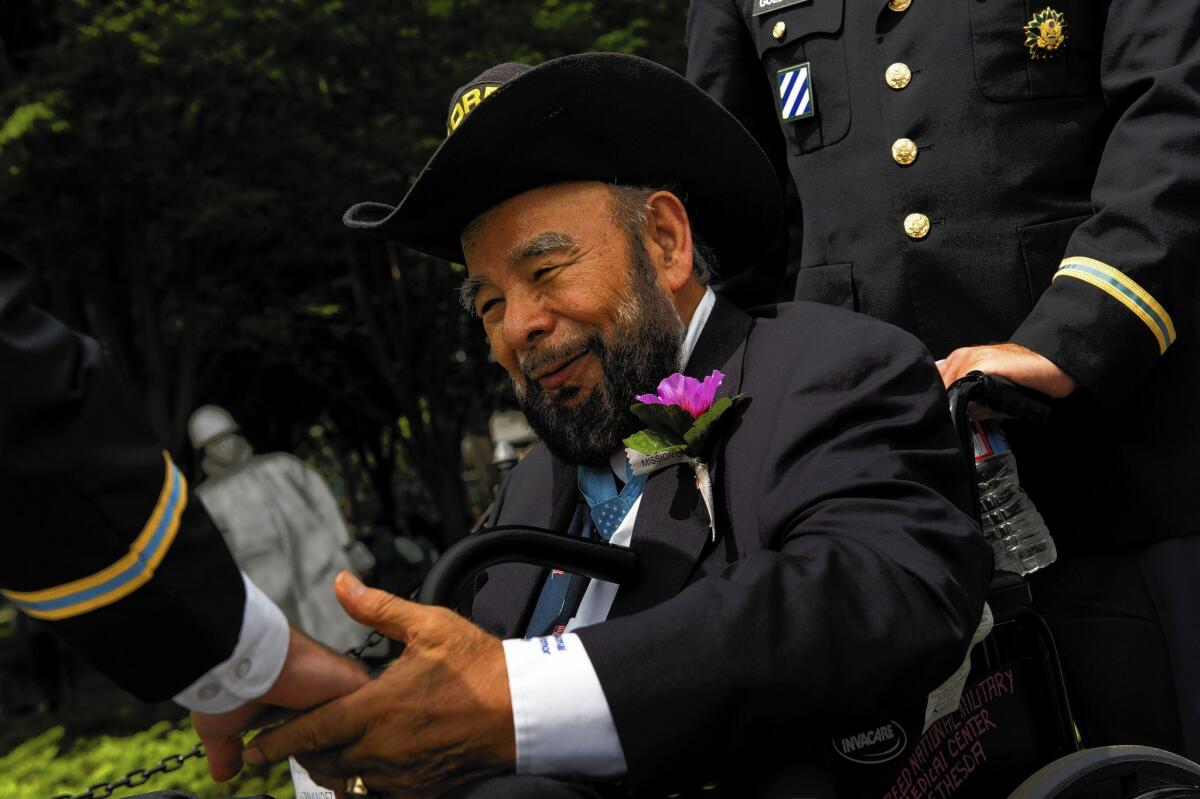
[777,62,815,121]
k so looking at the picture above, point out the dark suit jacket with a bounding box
[471,297,993,795]
[686,0,1200,552]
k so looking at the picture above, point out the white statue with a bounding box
[188,405,375,653]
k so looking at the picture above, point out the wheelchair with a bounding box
[416,371,1200,799]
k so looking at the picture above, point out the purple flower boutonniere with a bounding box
[623,370,747,541]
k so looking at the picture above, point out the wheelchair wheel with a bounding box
[1007,746,1200,799]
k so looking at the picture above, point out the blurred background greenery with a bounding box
[0,1,686,796]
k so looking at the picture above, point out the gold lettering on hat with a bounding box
[461,88,482,114]
[447,104,465,135]
[446,83,502,136]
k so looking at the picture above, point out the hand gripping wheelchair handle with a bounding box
[946,371,1053,523]
[417,525,640,608]
[946,370,1053,427]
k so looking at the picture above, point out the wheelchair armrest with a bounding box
[987,569,1034,620]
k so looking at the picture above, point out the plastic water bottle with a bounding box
[972,419,1057,575]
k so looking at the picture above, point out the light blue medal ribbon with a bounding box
[577,459,648,542]
[523,460,647,639]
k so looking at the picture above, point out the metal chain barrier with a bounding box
[51,744,207,799]
[49,629,385,799]
[344,629,386,662]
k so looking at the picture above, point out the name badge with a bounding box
[752,0,812,16]
[626,447,691,477]
[290,757,336,799]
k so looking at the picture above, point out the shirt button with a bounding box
[235,657,253,678]
[892,138,919,165]
[772,20,787,41]
[904,213,931,240]
[888,0,912,11]
[885,62,912,89]
[198,683,221,700]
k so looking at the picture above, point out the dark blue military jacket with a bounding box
[0,253,245,700]
[687,0,1200,551]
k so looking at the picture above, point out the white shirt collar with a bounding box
[680,286,717,371]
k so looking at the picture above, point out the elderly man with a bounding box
[245,54,991,798]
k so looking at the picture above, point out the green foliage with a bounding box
[0,0,688,539]
[0,718,293,799]
[0,96,61,148]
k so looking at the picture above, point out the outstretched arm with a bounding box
[0,253,369,782]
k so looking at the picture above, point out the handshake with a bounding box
[193,572,517,799]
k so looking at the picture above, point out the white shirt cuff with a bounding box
[173,572,290,713]
[502,632,627,778]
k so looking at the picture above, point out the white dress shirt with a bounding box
[502,287,717,776]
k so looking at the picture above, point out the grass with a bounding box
[0,666,293,799]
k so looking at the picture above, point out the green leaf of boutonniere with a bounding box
[625,428,689,456]
[630,403,695,440]
[683,395,744,452]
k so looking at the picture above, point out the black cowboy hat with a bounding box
[343,52,783,275]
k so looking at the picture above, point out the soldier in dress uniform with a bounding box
[0,250,367,781]
[687,0,1200,757]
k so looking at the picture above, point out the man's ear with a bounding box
[643,191,696,293]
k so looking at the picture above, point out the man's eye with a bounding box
[532,264,562,281]
[479,298,502,316]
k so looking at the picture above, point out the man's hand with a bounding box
[937,342,1077,398]
[243,572,516,798]
[193,627,370,781]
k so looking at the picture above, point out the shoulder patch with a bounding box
[777,62,815,121]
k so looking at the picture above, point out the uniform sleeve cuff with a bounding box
[173,573,289,712]
[503,633,627,778]
[1012,257,1169,408]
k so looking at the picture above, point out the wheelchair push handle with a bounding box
[417,525,639,608]
[947,370,1052,431]
[946,371,1053,514]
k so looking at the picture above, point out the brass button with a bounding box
[904,213,931,239]
[892,138,918,165]
[888,0,912,11]
[772,20,787,40]
[885,62,912,89]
